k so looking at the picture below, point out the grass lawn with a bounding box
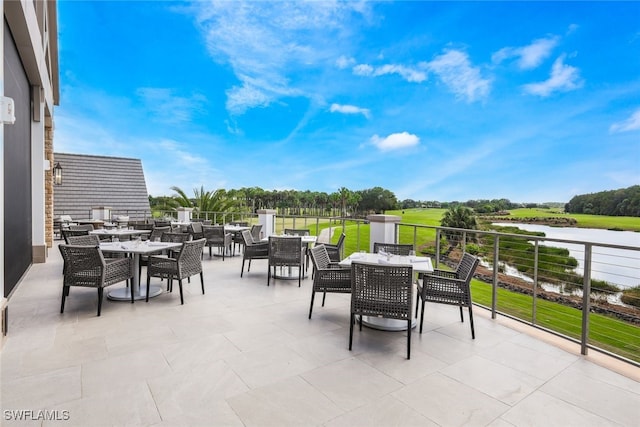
[472,280,640,362]
[505,208,640,231]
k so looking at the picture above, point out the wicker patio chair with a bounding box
[240,230,269,277]
[373,242,413,256]
[268,236,304,287]
[203,225,232,260]
[58,244,134,316]
[324,233,346,262]
[61,228,90,244]
[416,252,479,337]
[349,261,414,359]
[145,238,206,305]
[308,245,351,319]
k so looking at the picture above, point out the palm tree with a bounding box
[171,186,238,221]
[440,205,477,255]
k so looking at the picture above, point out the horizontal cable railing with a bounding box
[118,211,639,364]
[397,222,640,366]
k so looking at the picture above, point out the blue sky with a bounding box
[55,1,640,203]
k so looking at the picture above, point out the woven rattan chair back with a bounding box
[310,245,332,270]
[148,226,170,242]
[267,236,303,286]
[188,222,204,239]
[161,232,191,243]
[62,228,90,244]
[349,261,414,359]
[250,224,263,241]
[66,234,101,246]
[455,252,478,280]
[325,233,346,261]
[177,238,206,277]
[373,242,413,256]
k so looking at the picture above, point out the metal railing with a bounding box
[146,211,639,364]
[394,222,640,365]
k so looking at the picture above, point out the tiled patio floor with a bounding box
[1,243,638,426]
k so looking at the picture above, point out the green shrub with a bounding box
[466,243,480,255]
[621,286,640,308]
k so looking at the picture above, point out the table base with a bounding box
[107,285,163,301]
[359,316,417,331]
[272,266,308,280]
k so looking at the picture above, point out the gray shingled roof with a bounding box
[53,153,151,220]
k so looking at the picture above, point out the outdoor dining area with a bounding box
[3,214,638,426]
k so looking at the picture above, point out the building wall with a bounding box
[1,0,59,337]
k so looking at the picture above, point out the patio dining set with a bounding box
[57,221,480,359]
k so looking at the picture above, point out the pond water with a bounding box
[493,223,640,289]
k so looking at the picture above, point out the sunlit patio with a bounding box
[1,242,638,427]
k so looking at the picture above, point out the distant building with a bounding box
[53,153,151,221]
[2,1,59,303]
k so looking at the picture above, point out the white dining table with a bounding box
[100,240,182,301]
[339,252,434,331]
[90,229,151,239]
[339,252,433,274]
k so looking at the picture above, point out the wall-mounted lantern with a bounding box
[53,162,62,185]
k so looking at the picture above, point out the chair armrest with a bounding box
[427,269,457,279]
[421,274,465,290]
[148,255,177,265]
[316,267,351,280]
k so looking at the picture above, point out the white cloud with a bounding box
[610,109,640,133]
[194,1,370,116]
[353,63,427,82]
[370,132,420,151]
[330,103,371,118]
[336,55,356,69]
[492,36,559,69]
[523,55,583,97]
[425,50,491,102]
[136,88,205,123]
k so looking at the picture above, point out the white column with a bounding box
[367,214,401,252]
[176,207,193,222]
[91,206,112,220]
[257,209,276,238]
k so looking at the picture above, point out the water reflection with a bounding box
[492,223,640,289]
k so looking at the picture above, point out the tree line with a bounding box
[150,185,559,218]
[149,186,399,217]
[564,185,640,217]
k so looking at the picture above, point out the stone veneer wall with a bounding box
[45,124,54,248]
